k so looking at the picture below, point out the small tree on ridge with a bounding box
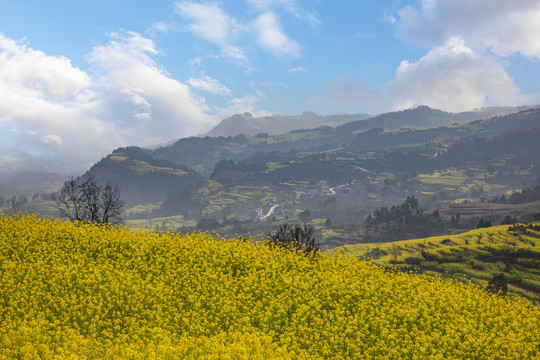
[267,224,320,256]
[53,173,124,224]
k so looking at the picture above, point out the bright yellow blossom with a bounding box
[0,213,538,359]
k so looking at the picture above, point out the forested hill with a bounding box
[88,147,204,206]
[150,107,540,172]
[351,108,540,152]
[84,107,540,213]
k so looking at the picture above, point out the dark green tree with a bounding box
[325,218,332,227]
[298,210,312,223]
[195,218,220,231]
[486,273,508,296]
[477,218,492,229]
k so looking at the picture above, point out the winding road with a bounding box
[260,203,283,220]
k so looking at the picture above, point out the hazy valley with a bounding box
[4,105,539,242]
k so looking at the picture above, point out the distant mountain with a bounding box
[205,105,537,138]
[88,147,204,206]
[337,105,539,135]
[205,111,370,137]
[82,106,540,209]
[13,104,537,207]
[350,108,540,152]
[149,106,540,175]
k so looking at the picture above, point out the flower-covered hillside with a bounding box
[0,214,538,359]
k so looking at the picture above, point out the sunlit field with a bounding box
[339,224,540,303]
[1,214,538,359]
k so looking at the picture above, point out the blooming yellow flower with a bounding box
[0,213,538,359]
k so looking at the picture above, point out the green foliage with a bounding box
[486,273,509,296]
[364,196,443,238]
[339,223,540,303]
[196,218,220,231]
[490,185,540,204]
[90,147,203,205]
[477,217,492,229]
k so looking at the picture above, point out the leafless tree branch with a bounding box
[54,174,124,224]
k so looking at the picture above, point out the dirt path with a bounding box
[328,183,350,195]
[509,282,540,298]
[261,204,283,220]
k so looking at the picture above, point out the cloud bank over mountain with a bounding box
[317,0,539,113]
[387,0,540,111]
[0,32,217,174]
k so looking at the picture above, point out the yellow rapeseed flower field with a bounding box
[1,213,539,359]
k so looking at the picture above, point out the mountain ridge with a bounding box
[205,105,538,138]
[205,111,370,137]
[82,107,540,229]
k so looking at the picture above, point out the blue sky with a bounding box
[1,0,540,175]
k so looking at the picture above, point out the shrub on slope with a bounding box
[0,214,538,359]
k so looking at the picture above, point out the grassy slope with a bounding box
[339,223,540,303]
[1,214,538,359]
[108,155,188,176]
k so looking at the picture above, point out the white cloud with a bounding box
[384,38,523,112]
[42,134,64,146]
[147,21,181,35]
[275,1,539,115]
[0,34,118,174]
[397,0,540,59]
[384,15,396,24]
[217,89,270,118]
[288,66,305,73]
[313,38,531,114]
[311,75,380,113]
[119,87,153,122]
[0,35,90,101]
[188,75,232,96]
[0,32,220,176]
[246,0,321,26]
[87,31,217,144]
[174,1,309,66]
[252,12,301,58]
[175,2,242,43]
[341,0,540,113]
[174,1,249,64]
[0,85,121,173]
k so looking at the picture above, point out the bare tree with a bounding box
[267,224,320,256]
[100,181,124,224]
[53,174,125,224]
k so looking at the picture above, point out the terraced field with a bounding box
[109,155,187,175]
[339,223,540,303]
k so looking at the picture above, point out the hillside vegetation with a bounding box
[103,108,539,242]
[1,214,538,359]
[340,223,540,304]
[11,107,537,245]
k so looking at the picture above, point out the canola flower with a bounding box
[0,213,539,359]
